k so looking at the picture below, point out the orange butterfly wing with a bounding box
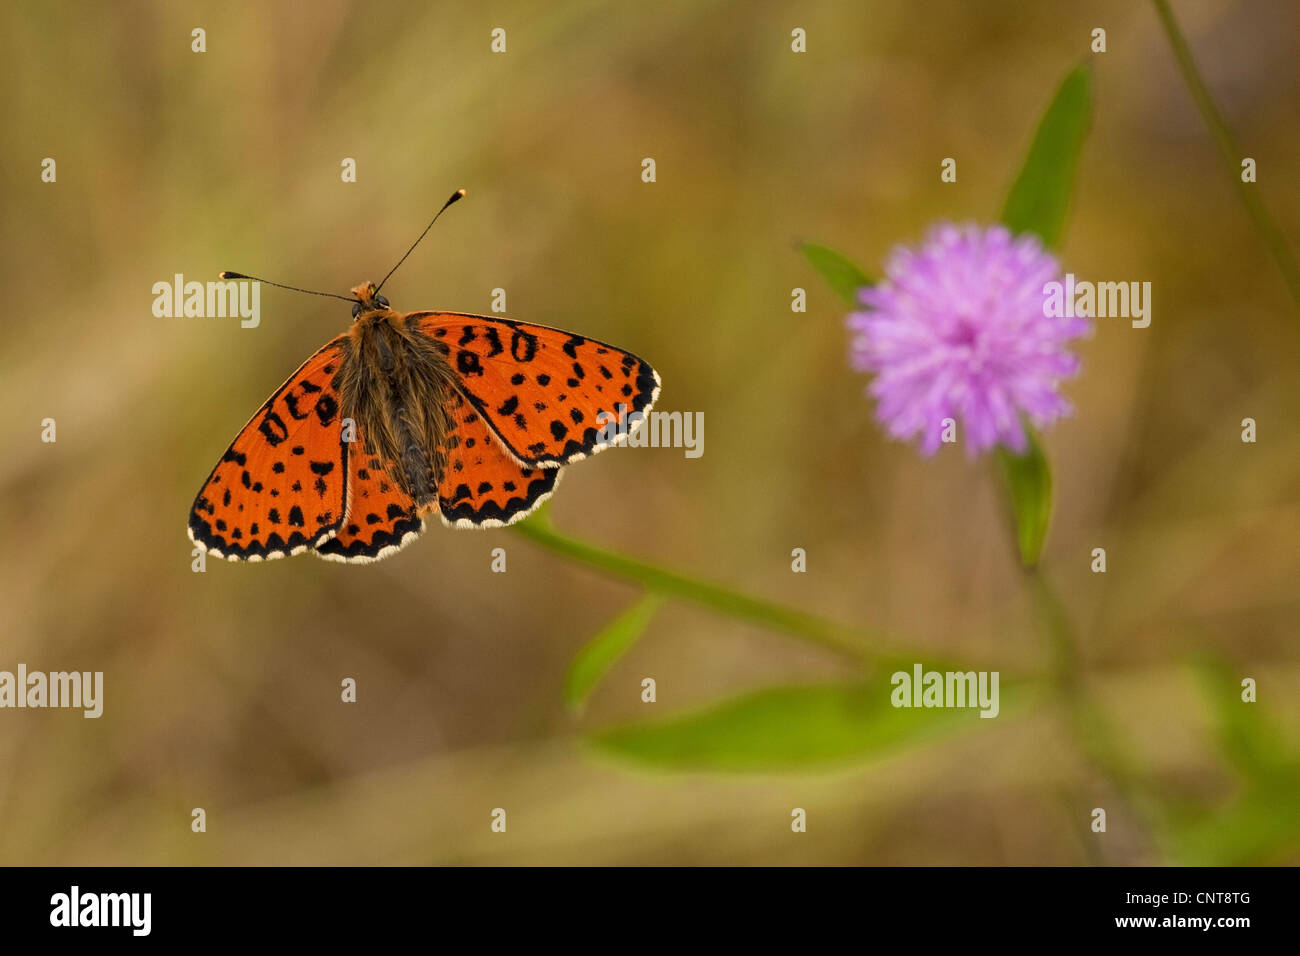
[188,338,350,561]
[313,427,425,563]
[436,390,561,528]
[413,312,660,468]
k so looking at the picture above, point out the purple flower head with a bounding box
[847,223,1089,457]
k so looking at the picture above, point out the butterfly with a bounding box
[187,190,660,564]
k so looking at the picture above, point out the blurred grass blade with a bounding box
[512,518,895,666]
[513,518,1023,677]
[799,241,873,304]
[995,428,1052,568]
[565,593,664,712]
[523,500,554,530]
[1151,0,1300,313]
[1189,655,1294,783]
[1164,656,1300,863]
[591,680,1008,771]
[1168,784,1300,865]
[1000,63,1093,248]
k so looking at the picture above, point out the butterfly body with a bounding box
[188,280,659,564]
[338,285,458,505]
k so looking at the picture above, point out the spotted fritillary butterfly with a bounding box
[187,192,660,564]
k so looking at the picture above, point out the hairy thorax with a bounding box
[336,308,459,506]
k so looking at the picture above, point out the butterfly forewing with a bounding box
[413,312,661,467]
[188,338,350,561]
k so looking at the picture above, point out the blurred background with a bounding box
[1,0,1298,865]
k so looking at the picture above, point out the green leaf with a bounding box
[992,67,1089,565]
[798,241,873,305]
[1000,63,1093,248]
[1162,656,1300,864]
[564,593,664,712]
[1167,781,1300,865]
[590,679,1010,771]
[995,428,1052,568]
[1189,655,1295,784]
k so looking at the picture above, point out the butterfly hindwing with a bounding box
[188,338,350,561]
[413,312,660,467]
[437,389,561,528]
[313,426,425,563]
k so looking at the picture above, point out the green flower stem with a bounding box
[510,518,901,668]
[1152,0,1300,313]
[1028,569,1078,690]
[1027,567,1160,854]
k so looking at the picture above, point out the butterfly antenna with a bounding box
[218,271,356,303]
[374,188,466,296]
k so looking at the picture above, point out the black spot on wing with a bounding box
[259,412,289,446]
[510,329,538,362]
[315,394,338,426]
[284,391,309,421]
[457,350,484,376]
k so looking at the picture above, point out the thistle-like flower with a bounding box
[848,223,1089,456]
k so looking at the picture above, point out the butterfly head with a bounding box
[350,282,391,318]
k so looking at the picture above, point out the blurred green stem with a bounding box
[1029,570,1078,692]
[510,518,887,667]
[1028,567,1156,854]
[1152,0,1300,313]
